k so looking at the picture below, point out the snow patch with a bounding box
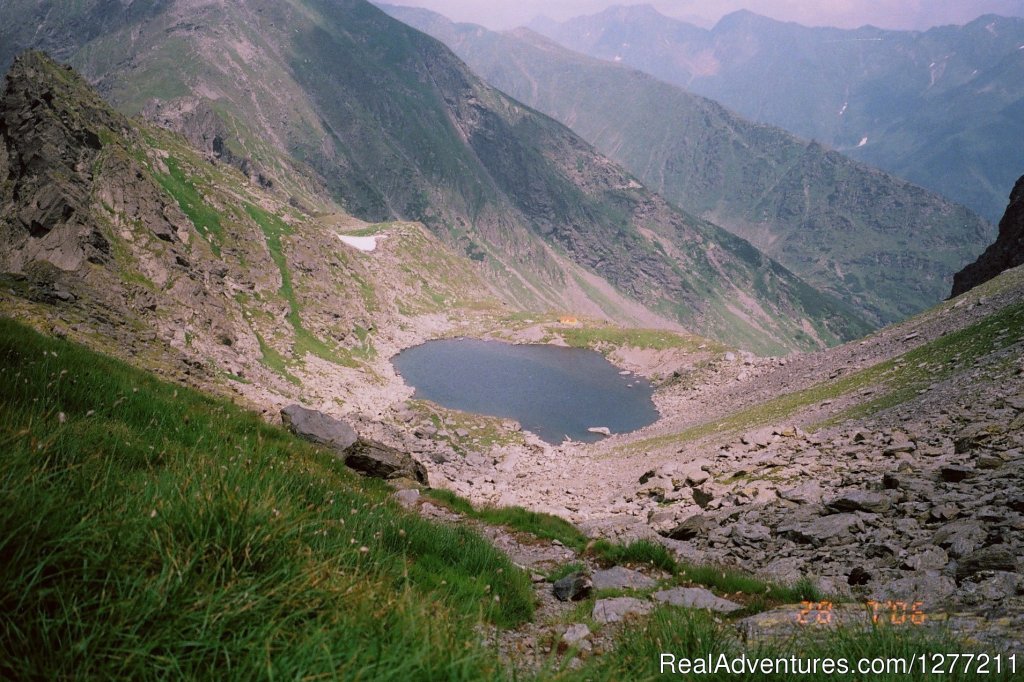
[337,234,383,252]
[614,55,623,62]
[838,102,848,116]
[857,137,868,147]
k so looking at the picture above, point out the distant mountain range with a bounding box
[0,0,873,353]
[381,4,994,326]
[529,5,1024,224]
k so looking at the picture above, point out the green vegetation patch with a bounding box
[153,156,224,255]
[424,489,589,550]
[0,319,532,679]
[566,606,1014,681]
[244,202,365,368]
[554,325,718,355]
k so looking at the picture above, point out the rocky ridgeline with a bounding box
[952,174,1024,297]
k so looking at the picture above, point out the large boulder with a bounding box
[280,405,427,483]
[281,404,358,451]
[345,439,428,484]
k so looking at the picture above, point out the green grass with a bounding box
[587,539,819,608]
[243,202,364,369]
[554,325,717,354]
[153,156,224,256]
[423,489,589,550]
[0,318,531,679]
[675,565,821,607]
[588,539,678,573]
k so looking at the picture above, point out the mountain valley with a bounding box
[382,4,994,327]
[0,1,1023,679]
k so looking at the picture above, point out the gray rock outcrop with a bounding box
[281,405,427,483]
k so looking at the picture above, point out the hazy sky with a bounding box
[383,0,1024,30]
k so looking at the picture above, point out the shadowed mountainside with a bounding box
[530,6,1024,224]
[382,4,993,326]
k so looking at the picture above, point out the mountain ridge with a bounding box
[382,4,993,326]
[531,5,1024,223]
[0,0,873,353]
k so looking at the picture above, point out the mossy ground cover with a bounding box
[152,156,225,256]
[0,318,531,680]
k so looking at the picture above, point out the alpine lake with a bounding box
[392,338,659,444]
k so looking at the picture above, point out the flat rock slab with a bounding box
[779,513,862,546]
[653,587,742,613]
[826,490,891,514]
[662,513,713,541]
[592,566,657,591]
[281,404,357,452]
[592,597,653,623]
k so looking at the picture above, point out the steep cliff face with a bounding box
[951,175,1024,297]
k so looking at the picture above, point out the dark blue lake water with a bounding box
[392,339,659,444]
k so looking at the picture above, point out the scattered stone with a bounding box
[592,566,657,591]
[870,574,957,611]
[592,597,653,623]
[730,522,771,544]
[652,587,742,613]
[393,488,420,509]
[902,547,949,572]
[662,514,712,541]
[929,504,961,522]
[941,465,976,483]
[414,424,437,439]
[562,623,591,649]
[826,490,891,514]
[779,513,861,546]
[956,546,1019,582]
[778,481,824,505]
[847,566,872,586]
[933,521,987,558]
[553,572,593,602]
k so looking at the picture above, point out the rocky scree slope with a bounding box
[0,0,870,353]
[0,50,501,415]
[953,174,1024,297]
[532,6,1024,225]
[383,4,994,327]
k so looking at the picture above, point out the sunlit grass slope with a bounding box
[0,318,531,680]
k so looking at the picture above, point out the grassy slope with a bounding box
[0,318,532,679]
